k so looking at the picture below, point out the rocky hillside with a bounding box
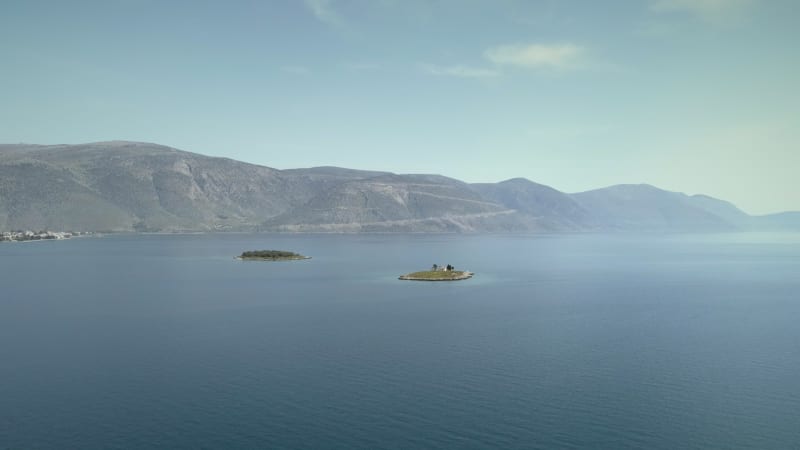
[471,178,592,231]
[0,142,294,231]
[571,184,738,232]
[1,141,795,233]
[264,174,515,232]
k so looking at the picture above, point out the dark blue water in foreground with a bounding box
[1,233,799,449]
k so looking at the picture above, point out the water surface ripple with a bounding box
[1,233,799,449]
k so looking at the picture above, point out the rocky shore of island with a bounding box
[399,271,473,281]
[399,264,474,281]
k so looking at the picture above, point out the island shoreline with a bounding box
[399,271,474,281]
[235,256,311,261]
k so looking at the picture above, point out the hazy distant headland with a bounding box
[0,141,797,233]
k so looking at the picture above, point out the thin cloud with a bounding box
[484,43,585,70]
[650,0,755,21]
[304,0,343,27]
[422,64,500,78]
[423,43,592,79]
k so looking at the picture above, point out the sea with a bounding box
[1,233,799,449]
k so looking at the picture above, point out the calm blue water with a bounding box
[1,233,799,449]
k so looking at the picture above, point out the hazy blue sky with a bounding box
[1,0,797,214]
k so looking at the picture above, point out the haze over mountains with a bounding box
[0,141,795,233]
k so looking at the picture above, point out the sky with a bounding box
[1,0,798,214]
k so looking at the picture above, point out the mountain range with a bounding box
[0,141,796,233]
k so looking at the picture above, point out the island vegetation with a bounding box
[399,264,473,281]
[236,250,310,261]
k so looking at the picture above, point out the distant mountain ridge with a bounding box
[0,141,796,232]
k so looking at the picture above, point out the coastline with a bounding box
[235,256,311,261]
[399,271,474,281]
[0,234,94,244]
